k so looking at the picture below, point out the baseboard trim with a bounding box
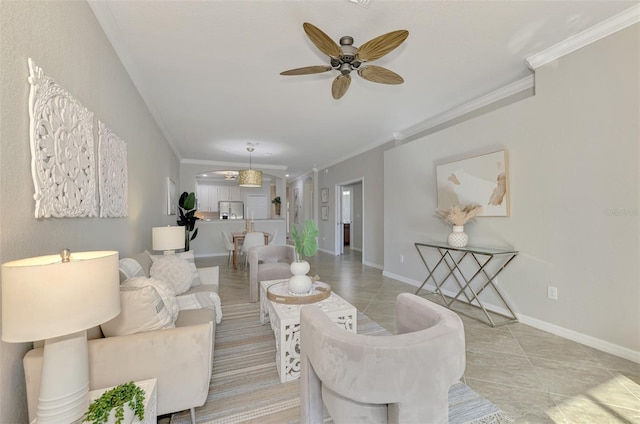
[318,247,336,255]
[363,260,383,270]
[382,270,640,364]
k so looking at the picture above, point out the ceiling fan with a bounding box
[280,23,409,100]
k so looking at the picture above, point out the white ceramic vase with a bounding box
[447,225,469,247]
[288,260,313,294]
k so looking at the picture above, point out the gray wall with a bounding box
[317,142,392,269]
[384,25,639,357]
[0,2,179,422]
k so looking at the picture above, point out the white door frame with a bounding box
[334,177,364,257]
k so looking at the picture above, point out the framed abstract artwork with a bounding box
[321,205,329,221]
[436,149,510,217]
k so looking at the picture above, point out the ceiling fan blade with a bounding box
[303,22,342,58]
[332,74,351,99]
[280,66,332,76]
[356,30,409,62]
[357,65,404,84]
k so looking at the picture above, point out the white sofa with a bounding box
[23,251,220,423]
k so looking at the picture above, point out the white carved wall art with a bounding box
[28,58,97,218]
[98,120,128,217]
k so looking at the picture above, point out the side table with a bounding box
[414,242,519,327]
[260,279,357,382]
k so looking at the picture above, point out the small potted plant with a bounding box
[289,219,318,294]
[271,196,281,216]
[435,203,482,247]
[84,381,145,424]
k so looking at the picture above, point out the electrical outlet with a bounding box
[547,286,558,300]
[400,254,404,263]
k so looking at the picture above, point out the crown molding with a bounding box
[393,75,534,141]
[526,4,640,70]
[181,158,288,171]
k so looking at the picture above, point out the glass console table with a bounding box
[414,242,519,327]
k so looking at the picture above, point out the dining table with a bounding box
[232,231,270,270]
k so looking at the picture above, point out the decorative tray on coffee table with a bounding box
[267,281,332,305]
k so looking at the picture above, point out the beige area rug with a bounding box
[170,302,511,424]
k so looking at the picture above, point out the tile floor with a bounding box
[196,248,640,424]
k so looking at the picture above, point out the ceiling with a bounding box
[88,0,636,179]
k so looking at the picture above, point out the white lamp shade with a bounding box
[1,251,120,342]
[152,226,185,251]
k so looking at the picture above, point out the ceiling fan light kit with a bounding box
[280,22,408,99]
[238,146,262,187]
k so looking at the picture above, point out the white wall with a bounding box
[384,25,639,357]
[0,2,179,422]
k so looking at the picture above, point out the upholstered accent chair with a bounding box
[299,293,466,424]
[248,244,295,302]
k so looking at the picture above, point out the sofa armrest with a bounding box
[24,322,213,421]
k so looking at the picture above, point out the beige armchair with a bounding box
[248,245,295,302]
[300,293,466,424]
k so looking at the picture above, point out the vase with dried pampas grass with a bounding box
[435,204,483,247]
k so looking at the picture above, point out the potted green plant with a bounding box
[83,381,145,424]
[177,191,199,251]
[271,196,281,216]
[289,219,318,294]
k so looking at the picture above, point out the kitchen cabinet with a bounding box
[198,184,242,212]
[196,184,218,212]
[218,186,242,202]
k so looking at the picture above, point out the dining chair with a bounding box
[241,232,265,268]
[221,231,235,267]
[268,229,279,245]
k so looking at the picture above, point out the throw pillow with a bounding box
[100,286,175,337]
[150,254,193,295]
[134,251,154,277]
[122,277,179,322]
[189,262,201,287]
[149,251,194,263]
[118,258,146,283]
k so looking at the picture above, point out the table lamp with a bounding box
[152,225,185,255]
[1,250,120,424]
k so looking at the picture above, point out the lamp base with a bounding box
[37,331,90,424]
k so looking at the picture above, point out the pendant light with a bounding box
[238,145,262,187]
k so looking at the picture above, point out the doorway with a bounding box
[334,179,363,256]
[342,188,351,252]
